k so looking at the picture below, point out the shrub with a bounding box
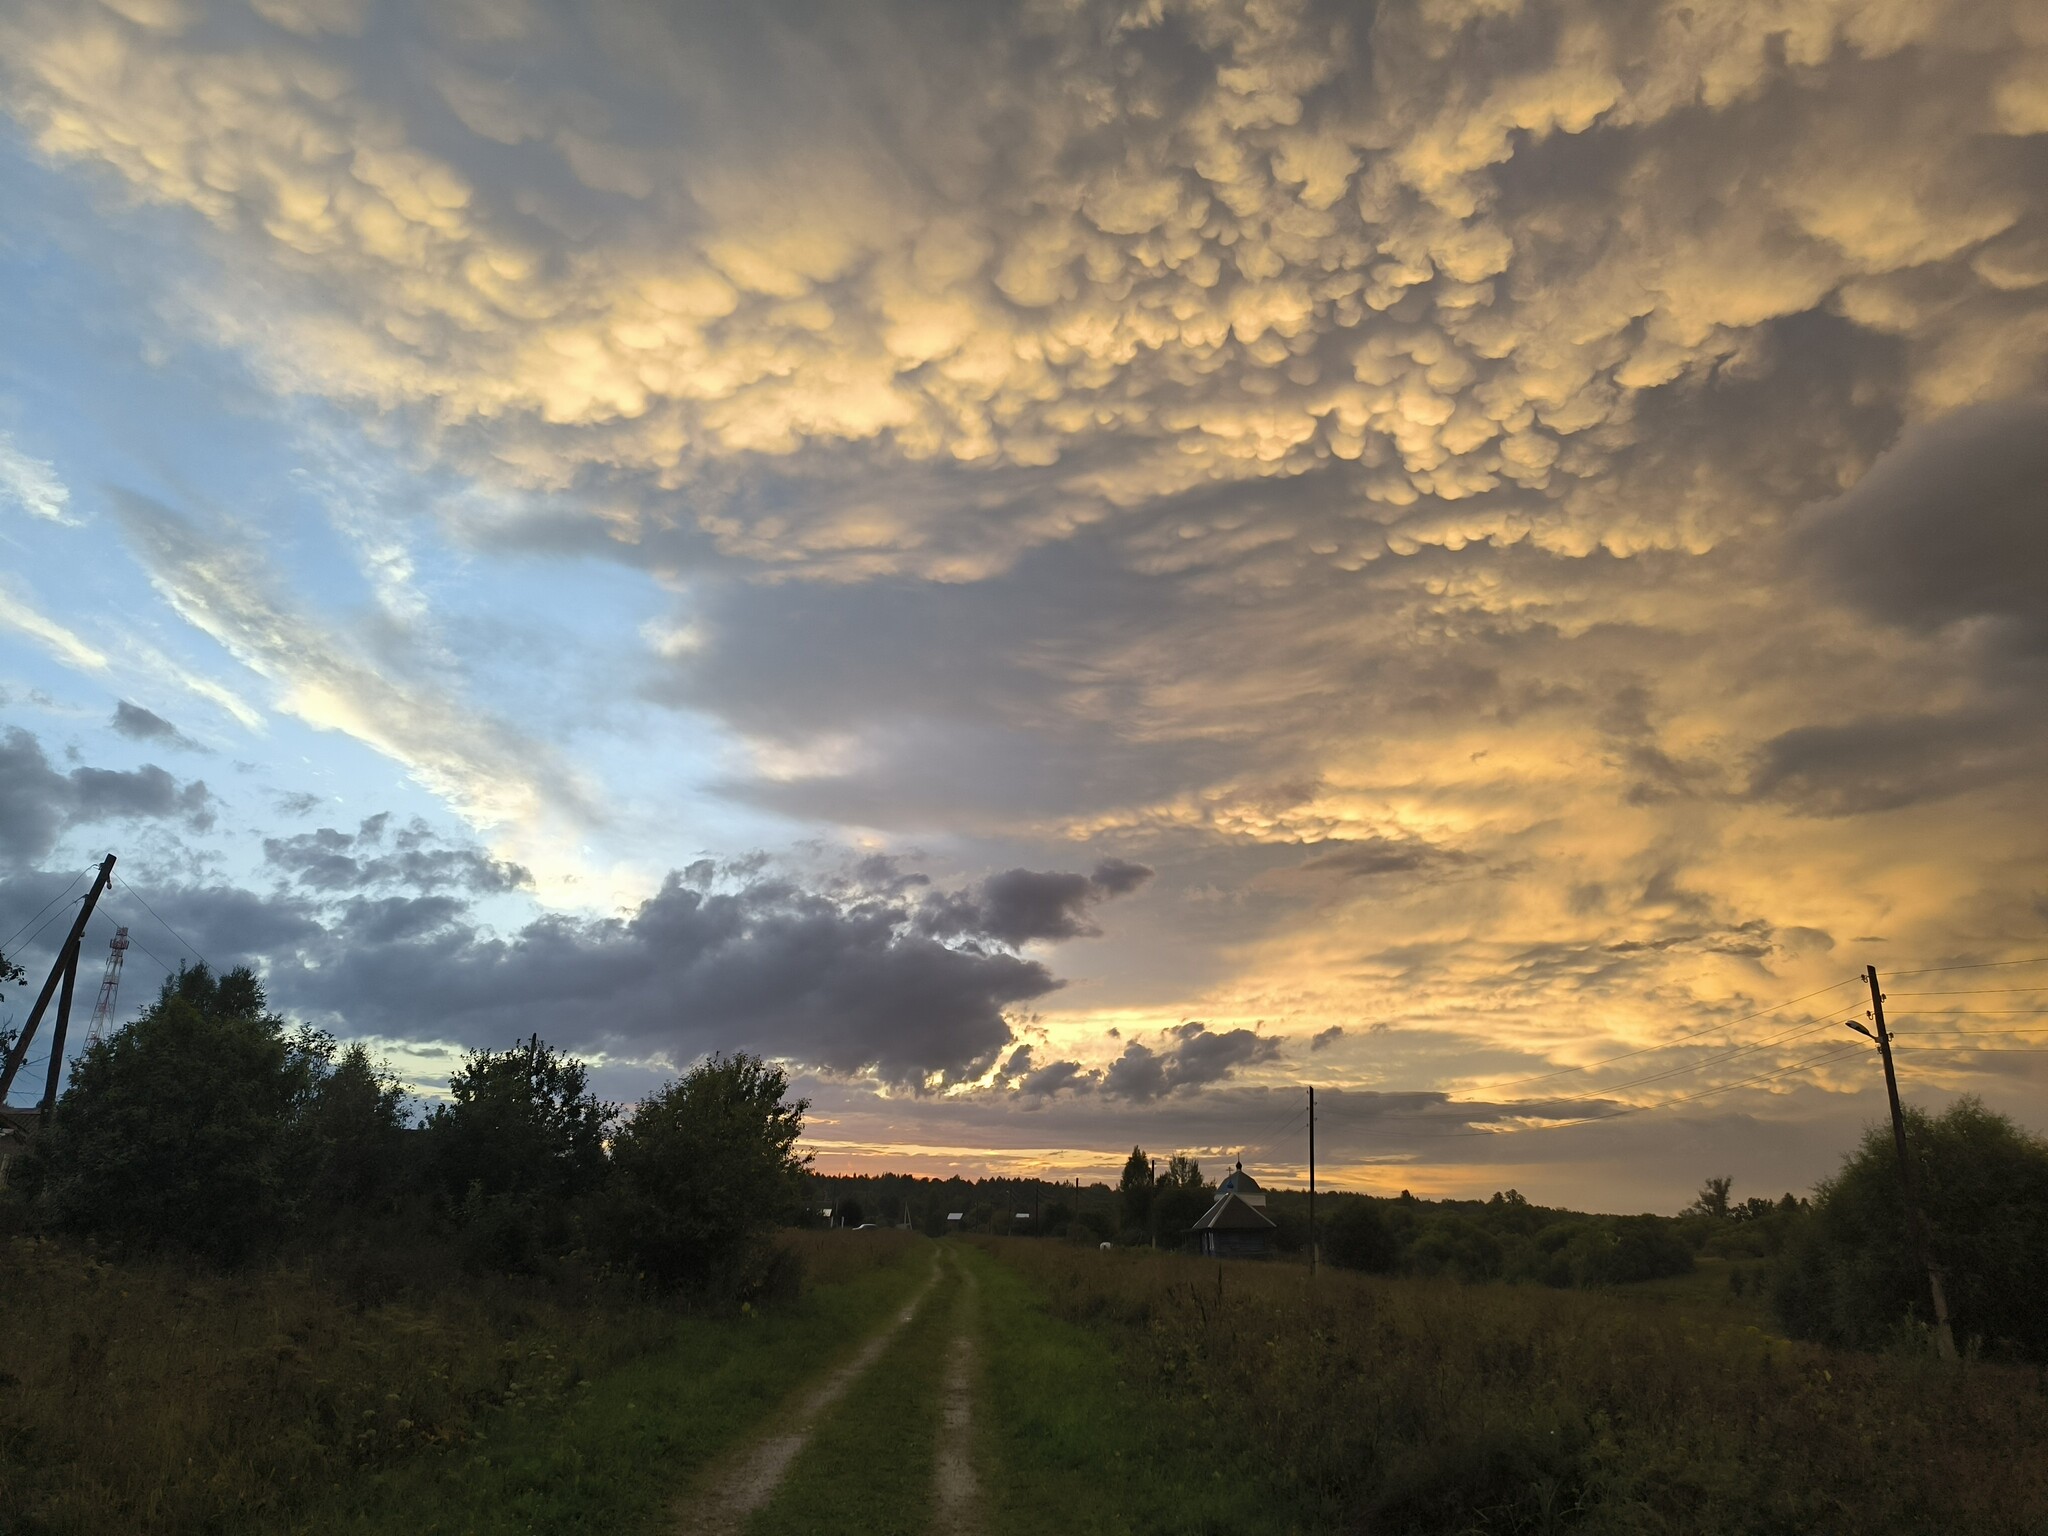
[601,1052,809,1296]
[10,966,333,1263]
[1773,1097,2048,1361]
[1323,1197,1399,1273]
[427,1034,614,1206]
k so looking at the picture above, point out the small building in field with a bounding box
[1192,1162,1277,1258]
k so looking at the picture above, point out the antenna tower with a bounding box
[84,927,129,1049]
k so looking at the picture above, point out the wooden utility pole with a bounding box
[1864,965,1957,1360]
[38,940,81,1114]
[1308,1085,1317,1275]
[0,855,115,1104]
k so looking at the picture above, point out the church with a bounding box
[1191,1161,1278,1258]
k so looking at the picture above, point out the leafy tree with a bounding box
[1151,1158,1216,1246]
[1324,1197,1400,1273]
[0,946,24,1067]
[11,965,329,1262]
[604,1052,809,1295]
[429,1034,614,1204]
[1685,1176,1734,1219]
[1774,1098,2048,1361]
[1117,1144,1154,1230]
[296,1042,410,1211]
[835,1197,866,1229]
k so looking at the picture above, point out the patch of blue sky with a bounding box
[0,127,820,909]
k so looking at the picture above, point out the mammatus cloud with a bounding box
[0,0,2044,1197]
[0,727,214,868]
[4,0,2044,579]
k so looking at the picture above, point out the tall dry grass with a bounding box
[989,1239,2048,1535]
[0,1226,911,1534]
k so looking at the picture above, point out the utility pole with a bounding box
[0,854,115,1104]
[1308,1085,1317,1276]
[38,941,81,1115]
[1851,965,1956,1360]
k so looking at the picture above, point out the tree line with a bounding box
[2,964,812,1302]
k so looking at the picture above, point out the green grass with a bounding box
[291,1241,931,1536]
[981,1237,2048,1536]
[962,1243,1308,1536]
[742,1247,960,1536]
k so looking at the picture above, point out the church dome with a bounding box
[1218,1159,1262,1194]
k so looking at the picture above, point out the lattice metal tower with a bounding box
[84,926,129,1049]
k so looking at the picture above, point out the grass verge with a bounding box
[962,1242,1305,1536]
[982,1237,2048,1536]
[292,1234,930,1536]
[0,1225,922,1536]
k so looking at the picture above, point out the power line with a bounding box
[112,877,208,969]
[1475,976,1861,1092]
[2,865,96,955]
[7,897,82,963]
[90,902,177,979]
[1887,956,2048,977]
[1889,1009,2048,1018]
[1889,986,2048,996]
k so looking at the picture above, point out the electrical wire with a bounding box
[2,865,95,955]
[90,901,178,979]
[113,876,208,968]
[1888,986,2048,996]
[1475,976,1861,1092]
[1886,956,2048,977]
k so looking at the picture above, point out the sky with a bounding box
[2,0,2045,1212]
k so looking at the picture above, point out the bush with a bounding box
[11,966,336,1263]
[1773,1097,2048,1361]
[427,1034,614,1206]
[600,1052,809,1296]
[1323,1197,1399,1273]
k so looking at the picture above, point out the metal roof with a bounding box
[1190,1191,1277,1232]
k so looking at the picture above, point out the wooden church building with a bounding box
[1191,1160,1278,1258]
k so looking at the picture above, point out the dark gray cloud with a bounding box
[262,815,531,894]
[111,701,207,752]
[918,858,1153,946]
[273,791,326,816]
[3,852,1139,1089]
[273,871,1060,1087]
[1747,710,2033,818]
[1101,1021,1283,1103]
[1310,1025,1345,1051]
[1298,837,1446,879]
[0,727,216,868]
[1801,399,2048,654]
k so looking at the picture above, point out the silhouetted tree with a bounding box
[603,1053,809,1295]
[1118,1144,1154,1230]
[428,1034,613,1205]
[1774,1098,2048,1361]
[1686,1176,1735,1219]
[11,965,330,1262]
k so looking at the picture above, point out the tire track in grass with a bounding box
[674,1250,943,1536]
[933,1260,982,1534]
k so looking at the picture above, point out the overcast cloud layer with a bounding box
[1,0,2044,1209]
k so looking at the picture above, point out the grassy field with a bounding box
[0,1227,923,1536]
[981,1238,2048,1535]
